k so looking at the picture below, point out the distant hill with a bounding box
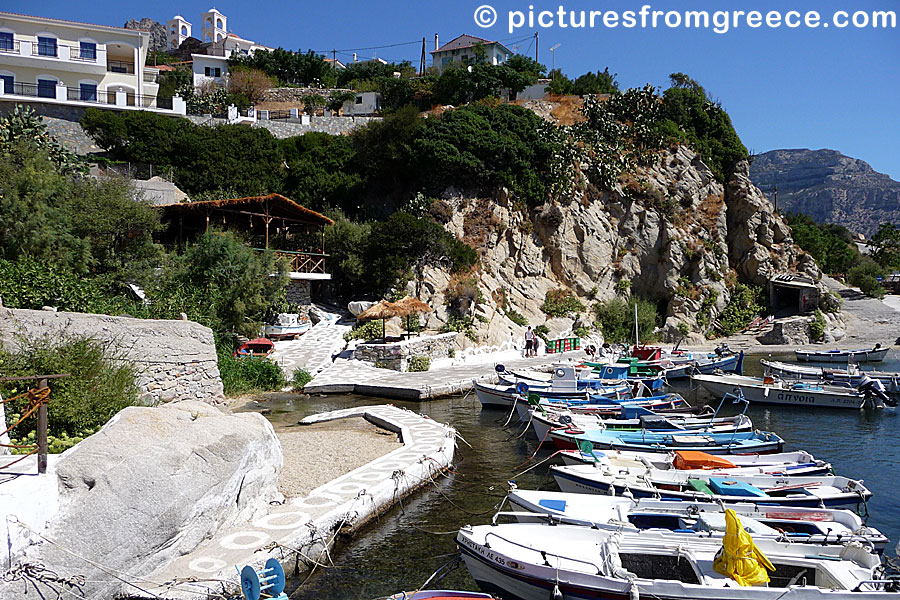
[124,18,166,53]
[749,149,900,236]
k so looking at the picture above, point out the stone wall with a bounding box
[261,87,352,104]
[184,114,380,137]
[285,280,312,306]
[353,333,458,371]
[0,307,225,404]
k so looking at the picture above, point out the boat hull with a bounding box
[693,374,866,409]
[795,348,888,363]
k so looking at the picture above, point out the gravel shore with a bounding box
[275,417,402,498]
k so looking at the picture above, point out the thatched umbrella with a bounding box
[356,300,404,340]
[392,296,434,337]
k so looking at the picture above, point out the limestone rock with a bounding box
[14,401,282,599]
[756,318,811,345]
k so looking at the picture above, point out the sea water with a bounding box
[257,353,900,599]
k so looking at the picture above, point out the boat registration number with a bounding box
[459,536,525,569]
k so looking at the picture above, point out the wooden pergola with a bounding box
[157,194,335,274]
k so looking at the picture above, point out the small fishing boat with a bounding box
[503,490,889,552]
[557,447,832,476]
[457,522,893,600]
[501,363,664,394]
[762,359,900,403]
[233,337,275,358]
[264,313,311,340]
[472,379,632,409]
[548,426,784,454]
[691,373,881,409]
[522,404,754,441]
[381,592,494,600]
[796,344,889,363]
[551,463,871,506]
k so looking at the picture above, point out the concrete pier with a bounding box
[140,404,456,599]
[304,350,588,399]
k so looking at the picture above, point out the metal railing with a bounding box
[32,41,58,57]
[0,40,19,54]
[107,59,135,74]
[2,81,176,111]
[266,109,292,120]
[143,69,160,83]
[70,47,98,62]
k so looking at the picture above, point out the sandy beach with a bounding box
[275,417,402,498]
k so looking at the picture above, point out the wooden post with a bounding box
[36,378,48,475]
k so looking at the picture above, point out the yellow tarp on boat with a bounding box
[712,509,775,586]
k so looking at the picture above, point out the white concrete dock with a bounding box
[140,404,456,599]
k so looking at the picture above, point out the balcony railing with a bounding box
[33,41,58,58]
[1,81,177,111]
[0,40,19,54]
[143,69,160,83]
[256,249,328,274]
[107,60,135,74]
[70,47,98,62]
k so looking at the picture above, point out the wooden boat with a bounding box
[551,463,871,507]
[548,426,784,455]
[761,359,900,403]
[233,337,275,358]
[264,313,311,340]
[522,404,754,441]
[501,363,664,394]
[382,592,493,600]
[691,373,874,409]
[503,490,889,552]
[472,379,633,409]
[457,522,894,600]
[796,345,889,363]
[557,448,832,476]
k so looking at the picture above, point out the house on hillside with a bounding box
[0,10,186,116]
[431,34,512,74]
[155,194,334,305]
[342,91,382,116]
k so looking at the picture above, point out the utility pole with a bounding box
[420,37,426,75]
[535,31,539,62]
[773,185,778,213]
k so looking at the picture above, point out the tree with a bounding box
[300,93,325,115]
[870,223,900,270]
[546,69,574,95]
[572,68,619,95]
[227,67,274,105]
[327,90,357,114]
[505,54,547,78]
[229,48,330,86]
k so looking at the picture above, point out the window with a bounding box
[0,75,12,94]
[214,67,221,77]
[181,25,187,35]
[37,36,57,57]
[204,66,211,76]
[79,41,96,60]
[0,32,13,51]
[79,83,97,102]
[355,96,363,104]
[37,78,56,98]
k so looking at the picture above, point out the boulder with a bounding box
[347,300,375,317]
[7,401,282,599]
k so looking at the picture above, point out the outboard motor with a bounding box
[858,374,896,407]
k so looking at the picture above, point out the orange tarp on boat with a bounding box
[674,450,736,470]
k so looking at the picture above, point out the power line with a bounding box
[314,40,420,54]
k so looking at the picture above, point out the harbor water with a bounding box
[258,353,900,599]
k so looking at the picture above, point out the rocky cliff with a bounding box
[749,149,900,236]
[410,146,820,347]
[124,18,167,53]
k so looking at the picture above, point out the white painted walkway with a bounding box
[271,319,352,377]
[141,405,455,599]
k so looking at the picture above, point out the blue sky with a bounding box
[8,0,899,178]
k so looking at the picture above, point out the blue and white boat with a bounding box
[795,345,888,363]
[547,426,784,454]
[550,463,871,507]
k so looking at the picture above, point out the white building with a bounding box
[191,54,228,87]
[431,34,512,74]
[165,15,191,51]
[0,11,185,114]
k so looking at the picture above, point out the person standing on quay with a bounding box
[524,326,536,358]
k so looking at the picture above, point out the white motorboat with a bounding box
[264,313,311,340]
[503,490,889,552]
[457,522,894,600]
[795,345,889,363]
[551,463,872,507]
[691,373,872,409]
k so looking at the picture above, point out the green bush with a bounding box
[784,213,858,275]
[614,279,631,294]
[848,258,886,298]
[541,289,586,317]
[408,355,431,372]
[594,296,659,344]
[344,319,385,342]
[0,336,138,443]
[573,327,592,339]
[505,307,529,327]
[718,283,765,335]
[810,310,826,342]
[217,350,285,396]
[291,368,313,391]
[440,315,477,342]
[533,324,551,343]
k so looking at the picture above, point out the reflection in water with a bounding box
[244,354,900,599]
